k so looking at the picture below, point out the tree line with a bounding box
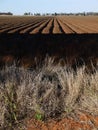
[24,12,98,16]
[0,12,98,16]
[0,12,13,15]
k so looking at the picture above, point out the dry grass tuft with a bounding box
[0,59,98,129]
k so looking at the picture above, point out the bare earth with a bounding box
[27,112,98,130]
[0,16,98,34]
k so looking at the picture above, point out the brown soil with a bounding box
[27,112,98,130]
[1,16,98,34]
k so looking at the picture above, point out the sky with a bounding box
[0,0,98,15]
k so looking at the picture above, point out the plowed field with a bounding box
[0,16,98,67]
[0,16,98,130]
[0,16,98,34]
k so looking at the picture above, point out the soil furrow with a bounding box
[0,23,31,33]
[8,19,44,33]
[53,18,62,34]
[57,18,74,33]
[30,19,51,34]
[56,19,66,33]
[20,19,48,34]
[60,19,77,33]
[41,18,54,34]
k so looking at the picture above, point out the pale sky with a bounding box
[0,0,98,15]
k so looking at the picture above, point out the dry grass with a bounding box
[0,59,98,129]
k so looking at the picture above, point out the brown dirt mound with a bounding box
[27,112,98,130]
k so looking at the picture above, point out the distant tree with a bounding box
[34,13,41,16]
[24,12,28,15]
[7,12,13,15]
[54,12,57,16]
[83,12,86,16]
[0,12,13,15]
[24,12,31,16]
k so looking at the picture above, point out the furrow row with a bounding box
[0,16,98,34]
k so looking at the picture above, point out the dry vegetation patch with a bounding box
[0,60,98,129]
